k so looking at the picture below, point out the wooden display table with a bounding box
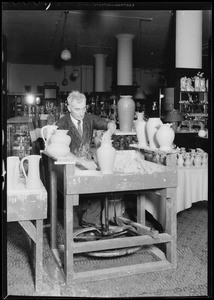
[7,182,47,291]
[42,151,178,285]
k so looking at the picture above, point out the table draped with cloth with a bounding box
[145,165,208,227]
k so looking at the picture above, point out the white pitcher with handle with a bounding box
[20,155,42,189]
[7,156,25,190]
[41,125,58,150]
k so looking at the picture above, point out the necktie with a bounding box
[77,120,82,136]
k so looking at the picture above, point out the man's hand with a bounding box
[107,121,117,134]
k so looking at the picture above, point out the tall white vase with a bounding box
[135,111,148,148]
[117,95,135,132]
[146,117,163,150]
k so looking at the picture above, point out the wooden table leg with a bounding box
[165,187,177,268]
[64,194,78,284]
[49,158,58,250]
[35,219,43,291]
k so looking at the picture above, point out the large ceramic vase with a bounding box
[146,117,163,150]
[117,95,135,132]
[20,155,42,189]
[135,111,148,148]
[46,129,71,157]
[97,140,116,174]
[156,123,175,151]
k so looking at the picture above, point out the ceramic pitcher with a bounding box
[7,156,25,190]
[41,125,58,150]
[20,155,42,189]
[46,129,71,157]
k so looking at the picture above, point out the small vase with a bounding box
[135,111,148,148]
[146,117,163,150]
[193,154,202,167]
[202,152,208,166]
[156,123,175,151]
[97,140,116,174]
[46,129,71,157]
[184,153,191,167]
[117,95,135,132]
[177,153,184,167]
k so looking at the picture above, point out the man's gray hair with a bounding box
[67,90,86,105]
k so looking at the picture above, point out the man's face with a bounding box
[68,99,86,120]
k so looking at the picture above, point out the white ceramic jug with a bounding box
[46,129,71,157]
[20,155,42,189]
[7,156,25,190]
[41,125,58,150]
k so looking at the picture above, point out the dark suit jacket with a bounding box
[56,112,109,155]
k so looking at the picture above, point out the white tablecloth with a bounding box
[145,165,208,226]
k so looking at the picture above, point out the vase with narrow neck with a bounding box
[46,129,71,157]
[146,117,163,150]
[155,123,175,151]
[20,155,42,189]
[135,111,148,148]
[117,95,135,132]
[97,140,116,174]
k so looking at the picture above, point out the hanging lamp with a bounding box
[62,65,68,86]
[61,11,71,61]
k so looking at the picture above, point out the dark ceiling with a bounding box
[2,2,212,69]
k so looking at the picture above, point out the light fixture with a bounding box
[72,69,79,78]
[61,11,71,61]
[25,94,35,105]
[62,65,68,86]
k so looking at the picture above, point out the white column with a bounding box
[116,34,135,85]
[176,10,202,69]
[94,54,107,92]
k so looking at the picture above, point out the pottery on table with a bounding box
[117,95,135,132]
[202,152,208,166]
[177,153,184,167]
[46,129,71,157]
[146,117,163,150]
[41,125,58,150]
[7,156,25,190]
[184,153,191,167]
[155,123,175,152]
[193,153,202,167]
[97,140,116,174]
[135,111,148,148]
[20,155,42,189]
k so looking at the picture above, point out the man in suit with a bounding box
[56,90,116,228]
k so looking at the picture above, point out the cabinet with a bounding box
[179,91,208,120]
[177,73,209,131]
